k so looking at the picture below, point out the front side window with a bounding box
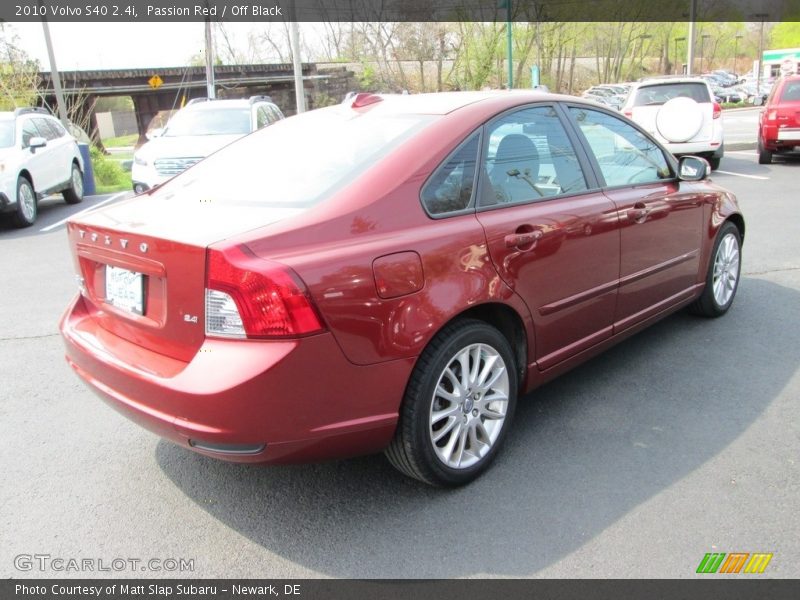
[256,106,269,129]
[33,118,59,141]
[480,106,588,207]
[21,120,41,148]
[568,107,671,187]
[421,132,479,216]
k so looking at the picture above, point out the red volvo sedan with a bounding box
[758,74,800,164]
[60,91,744,486]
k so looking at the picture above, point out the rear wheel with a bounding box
[385,319,518,486]
[758,138,773,164]
[12,177,36,228]
[63,162,84,204]
[708,155,721,170]
[689,221,742,317]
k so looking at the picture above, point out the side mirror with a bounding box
[146,128,164,140]
[678,155,710,181]
[29,136,47,152]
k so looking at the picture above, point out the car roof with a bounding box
[185,99,261,111]
[636,77,710,87]
[347,90,587,116]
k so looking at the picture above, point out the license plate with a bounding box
[105,265,144,315]
[777,129,800,141]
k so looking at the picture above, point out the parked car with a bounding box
[61,91,744,486]
[0,107,84,228]
[622,77,724,169]
[131,96,284,194]
[758,74,800,164]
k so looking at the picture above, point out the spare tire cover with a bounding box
[656,97,703,143]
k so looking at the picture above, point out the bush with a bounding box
[90,146,126,186]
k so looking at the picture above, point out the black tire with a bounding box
[63,162,84,204]
[385,319,518,487]
[12,177,36,228]
[708,155,721,171]
[757,137,773,165]
[689,221,742,318]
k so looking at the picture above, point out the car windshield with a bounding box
[160,106,435,208]
[0,120,15,148]
[634,82,711,106]
[164,107,251,136]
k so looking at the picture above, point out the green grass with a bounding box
[102,133,138,148]
[95,171,132,194]
[109,151,134,161]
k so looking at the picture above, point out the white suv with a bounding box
[621,77,724,170]
[0,108,84,227]
[132,96,284,194]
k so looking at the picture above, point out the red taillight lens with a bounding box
[712,102,722,119]
[206,245,324,339]
[623,110,633,118]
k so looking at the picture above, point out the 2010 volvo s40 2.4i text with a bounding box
[60,91,744,486]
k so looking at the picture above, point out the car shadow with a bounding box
[154,277,797,577]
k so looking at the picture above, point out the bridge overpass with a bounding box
[37,64,354,145]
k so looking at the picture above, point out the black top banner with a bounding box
[2,0,800,23]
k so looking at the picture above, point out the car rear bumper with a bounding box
[60,295,413,464]
[761,125,800,150]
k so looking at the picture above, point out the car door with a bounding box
[35,118,73,186]
[19,118,53,191]
[565,105,704,331]
[474,104,620,371]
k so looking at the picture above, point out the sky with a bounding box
[10,22,280,71]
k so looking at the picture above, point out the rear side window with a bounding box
[634,82,711,106]
[780,81,800,102]
[421,132,479,216]
[480,105,588,207]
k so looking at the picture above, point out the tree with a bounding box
[0,24,40,110]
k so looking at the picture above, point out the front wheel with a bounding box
[689,222,742,317]
[385,319,518,486]
[12,177,37,228]
[63,162,84,204]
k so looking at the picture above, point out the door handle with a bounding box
[505,229,543,248]
[628,203,650,223]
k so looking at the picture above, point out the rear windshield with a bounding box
[780,81,800,102]
[634,82,711,106]
[0,120,14,148]
[161,106,435,207]
[164,108,251,136]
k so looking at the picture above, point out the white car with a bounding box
[621,77,724,170]
[0,108,84,227]
[132,96,284,194]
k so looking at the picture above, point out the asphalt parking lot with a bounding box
[1,152,798,579]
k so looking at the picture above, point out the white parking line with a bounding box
[727,150,758,156]
[39,191,128,233]
[715,170,769,180]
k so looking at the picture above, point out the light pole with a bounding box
[675,37,686,74]
[701,34,712,72]
[753,13,768,96]
[733,34,743,75]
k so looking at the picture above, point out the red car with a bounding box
[60,91,744,486]
[758,74,800,164]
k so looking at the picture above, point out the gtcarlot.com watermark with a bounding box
[14,554,195,573]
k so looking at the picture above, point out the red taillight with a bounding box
[206,245,324,339]
[766,110,778,121]
[623,110,633,118]
[713,102,722,119]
